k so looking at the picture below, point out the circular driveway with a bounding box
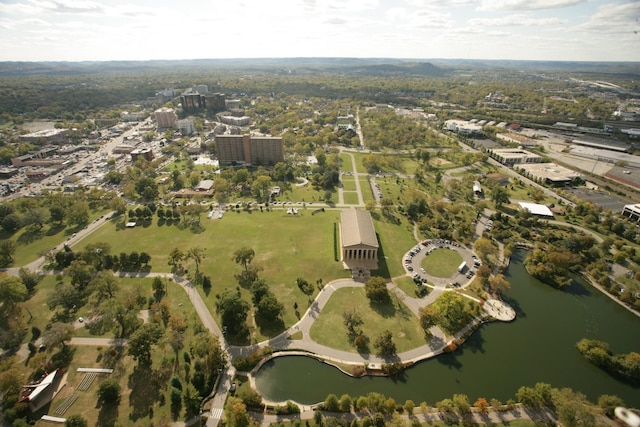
[403,239,480,288]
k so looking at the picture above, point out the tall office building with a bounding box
[154,108,177,129]
[215,134,284,167]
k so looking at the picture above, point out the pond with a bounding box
[255,249,640,406]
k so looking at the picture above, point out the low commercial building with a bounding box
[622,204,640,221]
[516,163,581,186]
[131,148,154,162]
[340,208,379,280]
[444,120,483,136]
[19,128,68,144]
[488,148,542,166]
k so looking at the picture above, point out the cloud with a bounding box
[406,0,477,7]
[479,0,585,11]
[469,14,568,26]
[385,7,454,29]
[572,2,640,34]
[30,0,106,14]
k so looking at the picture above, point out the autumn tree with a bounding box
[233,247,255,272]
[365,276,390,304]
[488,274,511,295]
[418,306,439,339]
[373,330,396,356]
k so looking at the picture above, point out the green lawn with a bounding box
[280,183,329,204]
[343,192,360,205]
[394,276,421,296]
[340,178,357,192]
[421,248,463,278]
[309,287,426,353]
[372,214,417,279]
[360,178,375,203]
[339,154,354,173]
[2,210,110,267]
[78,210,350,343]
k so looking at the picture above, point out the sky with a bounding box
[0,0,638,62]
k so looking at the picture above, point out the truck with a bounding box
[458,261,467,273]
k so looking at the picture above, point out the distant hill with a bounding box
[0,57,637,77]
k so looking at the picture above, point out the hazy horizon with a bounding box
[0,0,639,63]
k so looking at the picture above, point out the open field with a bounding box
[372,214,416,279]
[339,154,354,173]
[343,192,360,205]
[78,210,351,342]
[340,178,357,192]
[1,209,110,267]
[309,287,425,353]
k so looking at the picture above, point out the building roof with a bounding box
[22,370,57,404]
[196,179,214,191]
[518,202,553,217]
[340,208,379,248]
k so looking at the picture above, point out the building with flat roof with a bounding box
[19,128,68,144]
[622,204,640,221]
[340,208,379,280]
[516,163,581,186]
[215,134,284,167]
[444,120,483,136]
[205,93,226,111]
[154,108,177,130]
[131,148,154,162]
[488,148,542,166]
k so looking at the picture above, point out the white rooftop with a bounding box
[519,202,553,217]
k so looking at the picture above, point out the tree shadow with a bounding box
[17,228,44,245]
[256,316,286,338]
[368,299,396,318]
[127,364,166,421]
[372,233,391,280]
[46,224,65,236]
[96,402,119,427]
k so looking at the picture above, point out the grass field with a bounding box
[339,154,354,173]
[421,248,462,278]
[1,209,110,267]
[280,184,329,204]
[309,287,426,353]
[360,178,375,203]
[340,178,357,192]
[393,276,422,296]
[79,210,351,342]
[342,192,360,205]
[372,214,417,279]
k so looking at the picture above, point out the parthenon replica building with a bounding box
[340,208,379,280]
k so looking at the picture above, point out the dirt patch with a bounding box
[431,158,452,166]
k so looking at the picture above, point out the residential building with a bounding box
[176,119,195,136]
[155,108,177,130]
[215,134,284,166]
